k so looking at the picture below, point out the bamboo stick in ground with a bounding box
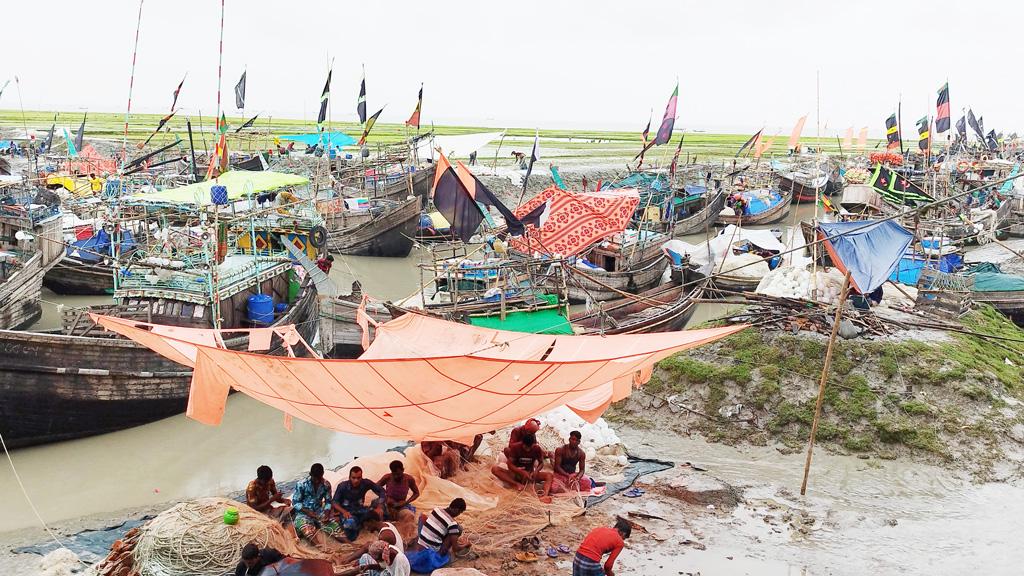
[800,270,852,496]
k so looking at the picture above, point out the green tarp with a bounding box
[467,295,573,334]
[969,272,1024,292]
[133,171,309,205]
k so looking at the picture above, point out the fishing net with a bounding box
[130,498,323,576]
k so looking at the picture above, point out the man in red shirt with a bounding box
[490,432,553,503]
[573,518,631,576]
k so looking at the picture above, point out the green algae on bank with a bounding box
[607,305,1024,480]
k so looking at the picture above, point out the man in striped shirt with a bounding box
[405,498,470,573]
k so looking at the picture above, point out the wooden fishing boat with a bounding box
[359,166,434,207]
[0,269,319,449]
[43,256,115,295]
[778,171,829,203]
[716,188,792,226]
[321,196,420,257]
[564,234,668,302]
[666,189,727,236]
[0,202,63,329]
[571,274,707,334]
[320,281,389,359]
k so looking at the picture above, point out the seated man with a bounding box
[507,418,540,447]
[508,418,553,460]
[377,460,420,523]
[294,461,346,545]
[341,520,408,564]
[292,463,343,548]
[420,441,460,479]
[406,498,470,573]
[552,431,599,493]
[358,539,410,576]
[234,543,283,576]
[446,434,484,470]
[332,466,385,542]
[245,465,297,537]
[491,432,553,503]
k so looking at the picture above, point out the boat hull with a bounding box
[565,257,668,302]
[669,191,727,236]
[325,197,420,257]
[43,256,114,295]
[0,281,319,449]
[716,189,792,226]
[571,277,706,334]
[0,252,44,330]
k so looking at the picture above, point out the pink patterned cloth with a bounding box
[509,187,639,257]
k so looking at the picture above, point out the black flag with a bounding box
[42,121,55,153]
[986,130,999,151]
[235,113,260,133]
[317,69,331,127]
[74,113,87,151]
[357,71,367,124]
[736,128,762,157]
[170,76,185,111]
[956,115,967,140]
[968,109,984,140]
[234,71,246,110]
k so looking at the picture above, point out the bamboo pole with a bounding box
[800,270,852,496]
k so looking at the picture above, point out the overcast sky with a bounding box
[1,0,1020,137]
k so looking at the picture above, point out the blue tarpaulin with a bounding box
[818,220,914,294]
[279,132,356,148]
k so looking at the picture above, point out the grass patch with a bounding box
[899,400,933,416]
[874,417,945,454]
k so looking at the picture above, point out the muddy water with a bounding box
[0,395,394,533]
[618,429,1024,576]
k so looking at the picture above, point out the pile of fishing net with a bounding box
[95,498,321,576]
[329,444,587,555]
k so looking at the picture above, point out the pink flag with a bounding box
[788,115,807,150]
[857,127,868,149]
[843,127,853,149]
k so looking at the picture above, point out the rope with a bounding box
[131,499,297,576]
[0,429,88,567]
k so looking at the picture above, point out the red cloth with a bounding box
[577,526,624,571]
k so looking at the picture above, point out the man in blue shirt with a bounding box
[292,463,343,548]
[332,466,385,542]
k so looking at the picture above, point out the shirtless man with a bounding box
[491,432,553,503]
[552,431,600,493]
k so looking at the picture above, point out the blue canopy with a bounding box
[817,220,914,294]
[0,140,11,150]
[279,132,356,148]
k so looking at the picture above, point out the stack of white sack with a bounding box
[716,251,770,279]
[538,406,627,464]
[755,265,848,304]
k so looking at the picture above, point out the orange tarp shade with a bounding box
[93,313,746,441]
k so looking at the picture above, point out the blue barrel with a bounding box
[274,302,288,314]
[247,294,274,324]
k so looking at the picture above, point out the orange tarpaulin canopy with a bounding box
[92,312,746,441]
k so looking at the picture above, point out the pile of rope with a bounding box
[125,498,301,576]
